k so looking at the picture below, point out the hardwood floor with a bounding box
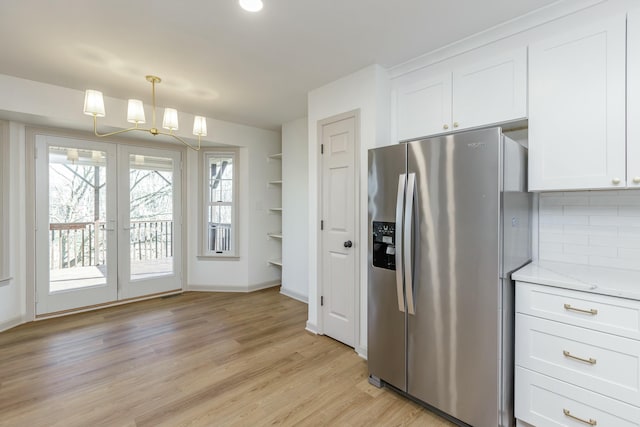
[0,288,455,426]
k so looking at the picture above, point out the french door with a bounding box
[35,135,182,315]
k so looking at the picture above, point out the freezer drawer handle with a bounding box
[563,350,596,365]
[563,409,597,426]
[564,303,598,316]
[395,174,406,313]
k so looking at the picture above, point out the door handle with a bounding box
[343,240,353,248]
[395,174,406,313]
[404,173,416,315]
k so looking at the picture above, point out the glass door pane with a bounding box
[35,137,118,315]
[128,153,174,280]
[48,146,108,291]
[118,146,182,300]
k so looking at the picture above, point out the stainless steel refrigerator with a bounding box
[368,127,531,427]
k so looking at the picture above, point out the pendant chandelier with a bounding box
[83,75,207,151]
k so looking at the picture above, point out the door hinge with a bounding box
[320,220,324,230]
[321,144,324,154]
[321,296,324,306]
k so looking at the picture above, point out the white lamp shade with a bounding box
[127,99,146,124]
[193,116,207,136]
[162,108,179,131]
[83,90,105,117]
[239,0,263,12]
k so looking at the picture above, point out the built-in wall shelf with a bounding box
[268,259,283,267]
[268,151,283,269]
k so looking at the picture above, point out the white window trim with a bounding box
[198,148,239,258]
[0,120,11,283]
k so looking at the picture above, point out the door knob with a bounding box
[612,177,621,185]
[453,122,459,128]
[343,240,353,248]
[634,176,640,184]
[443,124,449,130]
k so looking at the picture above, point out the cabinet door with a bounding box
[628,11,640,188]
[393,72,452,141]
[528,15,626,191]
[452,47,527,131]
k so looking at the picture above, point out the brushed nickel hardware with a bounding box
[563,409,597,426]
[443,124,449,130]
[563,350,597,365]
[633,176,640,184]
[612,177,621,185]
[453,122,459,128]
[564,303,598,315]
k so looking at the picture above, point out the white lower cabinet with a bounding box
[515,282,640,426]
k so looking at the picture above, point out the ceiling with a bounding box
[0,0,559,131]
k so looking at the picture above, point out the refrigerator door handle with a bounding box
[404,173,416,315]
[395,174,406,313]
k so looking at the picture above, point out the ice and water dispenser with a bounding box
[372,221,396,270]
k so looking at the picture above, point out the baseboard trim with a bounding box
[305,321,318,335]
[0,315,25,333]
[356,345,368,360]
[279,287,308,304]
[188,280,281,293]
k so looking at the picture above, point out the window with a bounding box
[200,150,238,257]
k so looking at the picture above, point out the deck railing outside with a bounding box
[49,220,174,270]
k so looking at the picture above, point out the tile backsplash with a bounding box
[538,190,640,270]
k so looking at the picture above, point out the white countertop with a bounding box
[512,261,640,301]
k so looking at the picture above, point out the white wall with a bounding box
[281,117,309,302]
[307,64,390,356]
[0,74,281,327]
[0,122,27,331]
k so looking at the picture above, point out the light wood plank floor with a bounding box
[0,288,455,426]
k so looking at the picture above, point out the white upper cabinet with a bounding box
[395,73,452,141]
[628,11,640,188]
[391,47,527,142]
[528,15,626,191]
[452,48,527,131]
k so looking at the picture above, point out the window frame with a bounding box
[199,148,239,258]
[0,120,10,282]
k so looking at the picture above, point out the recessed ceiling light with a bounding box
[239,0,263,12]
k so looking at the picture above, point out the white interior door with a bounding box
[118,146,182,299]
[35,136,118,315]
[321,115,357,347]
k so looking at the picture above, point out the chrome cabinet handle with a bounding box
[404,173,416,315]
[563,350,596,365]
[564,303,598,315]
[395,174,406,313]
[563,409,597,426]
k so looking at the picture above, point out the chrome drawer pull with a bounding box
[563,350,597,365]
[563,409,597,426]
[564,303,598,315]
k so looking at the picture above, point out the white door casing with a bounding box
[320,114,357,347]
[35,135,183,315]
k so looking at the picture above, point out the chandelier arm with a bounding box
[157,129,201,151]
[92,115,148,138]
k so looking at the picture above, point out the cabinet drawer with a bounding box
[515,367,640,427]
[516,282,640,340]
[516,314,640,406]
